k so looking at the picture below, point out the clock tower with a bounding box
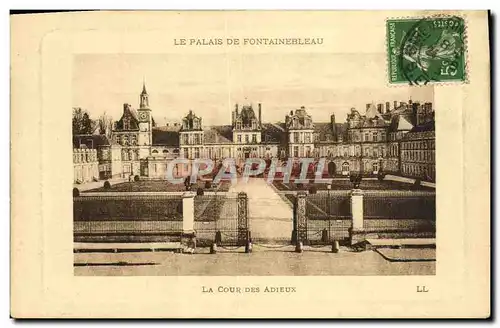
[137,81,152,156]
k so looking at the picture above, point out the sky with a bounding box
[73,53,434,126]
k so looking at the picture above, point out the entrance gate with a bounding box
[194,192,250,248]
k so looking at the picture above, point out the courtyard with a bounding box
[74,247,435,276]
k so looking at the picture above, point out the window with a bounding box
[293,146,299,157]
[305,146,311,157]
[237,135,242,143]
[183,148,189,159]
[183,134,189,145]
[293,132,299,143]
[131,135,137,145]
[252,134,257,143]
[163,149,169,154]
[373,162,379,173]
[236,122,242,130]
[152,149,158,154]
[342,162,350,173]
[365,133,369,141]
[305,133,311,143]
[194,134,200,144]
[373,132,378,142]
[373,148,378,158]
[245,135,249,144]
[124,119,130,130]
[194,148,200,158]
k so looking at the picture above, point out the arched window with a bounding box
[163,149,169,154]
[152,149,158,154]
[342,162,350,174]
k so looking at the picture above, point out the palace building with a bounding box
[73,83,436,183]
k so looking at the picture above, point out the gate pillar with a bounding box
[237,192,249,246]
[293,191,307,245]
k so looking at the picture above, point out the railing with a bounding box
[363,193,435,220]
[305,192,351,220]
[73,192,249,247]
[296,190,436,245]
[194,193,243,246]
[74,194,183,221]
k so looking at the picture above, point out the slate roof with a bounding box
[152,126,180,146]
[409,120,435,133]
[204,125,233,144]
[262,123,286,144]
[73,134,111,149]
[114,105,140,131]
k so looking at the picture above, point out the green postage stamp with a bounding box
[387,16,466,85]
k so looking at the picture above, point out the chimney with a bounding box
[330,114,336,135]
[366,103,370,110]
[235,103,239,115]
[386,102,390,113]
[258,103,262,124]
[290,110,293,116]
[394,100,398,110]
[377,104,383,113]
[123,103,131,112]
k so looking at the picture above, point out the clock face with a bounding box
[139,111,148,121]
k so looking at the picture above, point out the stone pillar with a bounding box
[293,191,307,246]
[182,191,196,234]
[349,189,366,245]
[351,189,364,229]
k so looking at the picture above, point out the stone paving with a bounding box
[229,178,293,243]
[74,248,436,276]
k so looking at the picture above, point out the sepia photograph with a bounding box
[72,53,436,276]
[10,10,489,318]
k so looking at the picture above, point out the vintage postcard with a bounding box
[11,10,490,318]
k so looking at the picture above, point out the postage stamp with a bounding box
[387,16,466,85]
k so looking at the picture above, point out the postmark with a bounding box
[387,16,466,85]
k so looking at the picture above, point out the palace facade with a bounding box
[73,83,436,183]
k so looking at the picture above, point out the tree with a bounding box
[97,112,113,138]
[72,107,96,135]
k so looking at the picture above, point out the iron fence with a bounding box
[298,191,436,245]
[73,194,183,221]
[194,193,246,247]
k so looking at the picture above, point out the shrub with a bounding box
[309,186,317,194]
[72,187,80,197]
[196,187,204,196]
[205,181,212,189]
[377,172,386,181]
[134,175,140,182]
[103,180,111,189]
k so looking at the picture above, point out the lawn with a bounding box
[272,179,433,192]
[85,180,231,193]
